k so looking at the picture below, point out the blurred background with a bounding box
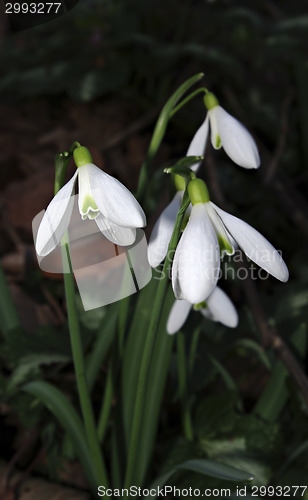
[0,0,308,498]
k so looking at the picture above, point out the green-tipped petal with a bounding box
[209,106,260,168]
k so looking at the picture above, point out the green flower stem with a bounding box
[170,87,207,117]
[136,73,204,202]
[62,243,109,488]
[54,141,80,194]
[124,189,191,488]
[176,331,193,441]
[97,362,114,443]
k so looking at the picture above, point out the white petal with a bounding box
[77,164,100,219]
[147,191,182,267]
[213,106,260,169]
[203,286,238,328]
[35,171,78,256]
[86,164,146,228]
[172,204,220,304]
[208,108,222,150]
[167,299,192,335]
[186,116,209,172]
[206,203,235,256]
[212,203,289,282]
[95,213,136,246]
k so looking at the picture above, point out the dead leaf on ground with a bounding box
[0,462,91,500]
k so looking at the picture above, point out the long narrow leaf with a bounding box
[143,458,253,500]
[134,286,175,485]
[23,380,98,493]
[253,323,307,421]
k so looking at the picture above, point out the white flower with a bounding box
[207,106,260,168]
[172,202,221,303]
[35,149,146,256]
[167,286,238,335]
[192,92,260,169]
[171,179,288,304]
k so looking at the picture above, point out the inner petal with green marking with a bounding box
[81,194,100,220]
[78,164,100,220]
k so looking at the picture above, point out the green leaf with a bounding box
[208,354,240,396]
[253,324,307,421]
[232,338,272,370]
[23,380,98,493]
[0,264,21,338]
[278,439,308,477]
[85,304,118,391]
[176,459,253,481]
[144,459,253,500]
[133,285,175,485]
[8,353,70,390]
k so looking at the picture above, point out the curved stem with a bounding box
[124,191,190,488]
[136,73,204,202]
[170,87,207,117]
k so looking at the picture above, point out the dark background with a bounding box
[0,0,308,496]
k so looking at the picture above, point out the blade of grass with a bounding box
[253,323,307,421]
[23,380,98,494]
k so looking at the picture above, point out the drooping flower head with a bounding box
[189,91,260,169]
[171,177,288,304]
[35,145,146,256]
[167,286,238,335]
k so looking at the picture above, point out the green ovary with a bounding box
[218,235,233,256]
[194,301,207,311]
[81,195,100,220]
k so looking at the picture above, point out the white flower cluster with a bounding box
[148,93,288,334]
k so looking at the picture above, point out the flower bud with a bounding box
[203,92,219,111]
[73,146,93,168]
[174,173,186,191]
[187,178,210,205]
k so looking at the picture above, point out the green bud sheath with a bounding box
[193,301,207,311]
[203,91,219,111]
[187,178,210,205]
[73,146,93,168]
[174,173,186,191]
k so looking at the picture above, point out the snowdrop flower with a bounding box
[191,92,260,169]
[147,120,207,268]
[172,178,288,304]
[167,286,238,334]
[35,146,146,256]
